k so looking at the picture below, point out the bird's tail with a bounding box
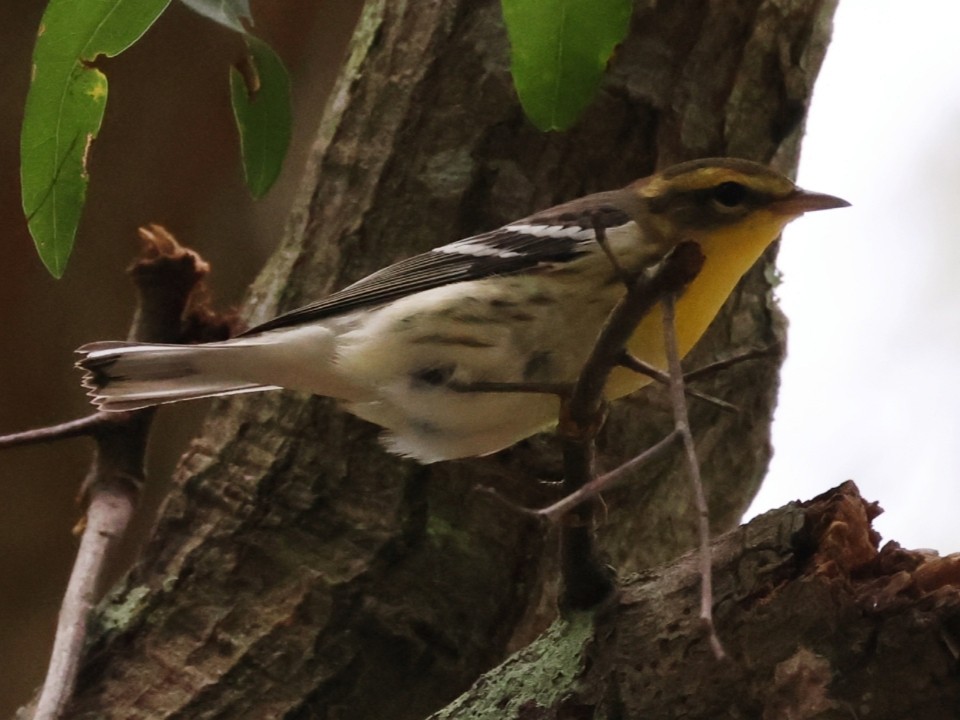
[76,341,280,412]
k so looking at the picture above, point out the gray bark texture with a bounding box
[431,482,960,719]
[39,0,894,717]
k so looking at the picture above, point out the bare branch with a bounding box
[590,212,631,285]
[0,415,103,450]
[619,352,739,413]
[33,480,137,720]
[661,293,725,660]
[682,344,782,383]
[535,429,682,523]
[428,241,711,613]
[565,241,706,426]
[557,240,705,610]
[32,227,218,720]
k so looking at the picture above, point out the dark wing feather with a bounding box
[243,191,634,335]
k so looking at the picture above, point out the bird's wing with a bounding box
[243,191,634,334]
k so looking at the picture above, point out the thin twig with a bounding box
[566,241,706,426]
[472,484,544,522]
[591,213,631,285]
[619,353,739,413]
[682,344,781,383]
[33,480,136,720]
[535,429,682,522]
[661,293,725,660]
[0,414,104,450]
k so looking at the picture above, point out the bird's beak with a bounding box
[772,189,851,216]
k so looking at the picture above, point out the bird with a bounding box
[76,157,848,463]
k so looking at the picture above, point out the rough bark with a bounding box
[47,0,844,718]
[431,482,960,720]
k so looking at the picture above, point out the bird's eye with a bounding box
[711,181,748,208]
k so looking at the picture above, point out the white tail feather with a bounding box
[76,342,273,411]
[76,326,344,412]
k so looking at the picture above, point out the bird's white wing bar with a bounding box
[243,200,634,335]
[503,224,595,240]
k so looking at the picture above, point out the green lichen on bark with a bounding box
[430,612,595,719]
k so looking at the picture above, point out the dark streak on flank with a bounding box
[441,312,490,324]
[523,351,552,381]
[411,364,456,387]
[411,334,495,348]
[526,293,557,306]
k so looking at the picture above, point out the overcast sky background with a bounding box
[747,1,960,552]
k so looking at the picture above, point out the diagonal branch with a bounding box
[557,239,705,609]
[0,415,104,450]
[661,293,725,659]
[618,352,739,413]
[30,226,221,720]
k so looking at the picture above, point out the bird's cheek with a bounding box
[637,216,681,256]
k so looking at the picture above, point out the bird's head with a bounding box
[633,158,849,254]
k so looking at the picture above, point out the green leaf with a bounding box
[20,0,171,277]
[501,0,632,131]
[179,0,251,34]
[229,36,291,198]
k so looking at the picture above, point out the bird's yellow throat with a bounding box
[607,209,791,399]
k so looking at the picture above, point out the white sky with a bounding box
[748,1,960,552]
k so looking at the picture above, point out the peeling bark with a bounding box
[431,483,960,720]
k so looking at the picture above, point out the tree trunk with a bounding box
[431,482,960,720]
[55,0,845,717]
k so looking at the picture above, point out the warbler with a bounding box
[77,158,848,463]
